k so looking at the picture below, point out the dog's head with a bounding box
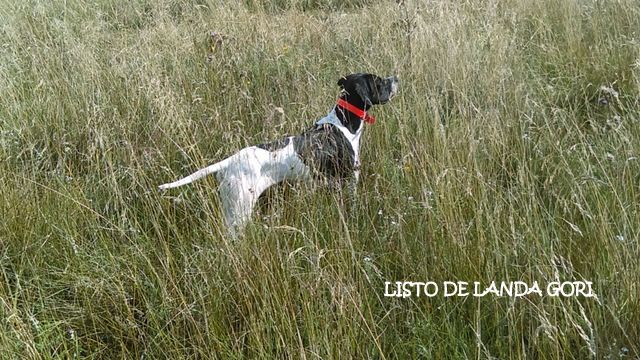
[337,73,399,108]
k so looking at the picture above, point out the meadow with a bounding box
[1,0,639,358]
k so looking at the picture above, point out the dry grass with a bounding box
[1,0,639,358]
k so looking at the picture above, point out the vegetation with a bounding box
[1,0,639,357]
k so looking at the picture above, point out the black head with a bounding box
[337,73,399,110]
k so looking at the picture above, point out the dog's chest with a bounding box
[315,110,363,165]
[335,121,363,167]
[288,112,362,179]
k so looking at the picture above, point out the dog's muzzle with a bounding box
[388,76,399,99]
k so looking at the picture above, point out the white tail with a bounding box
[158,157,233,190]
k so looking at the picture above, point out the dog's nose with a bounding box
[388,76,399,96]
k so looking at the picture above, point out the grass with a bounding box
[1,0,639,358]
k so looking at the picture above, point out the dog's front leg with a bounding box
[342,164,360,215]
[350,162,360,197]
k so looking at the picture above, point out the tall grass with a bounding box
[1,0,639,358]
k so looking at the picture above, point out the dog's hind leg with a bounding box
[218,178,270,237]
[220,195,253,237]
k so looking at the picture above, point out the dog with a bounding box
[159,73,399,236]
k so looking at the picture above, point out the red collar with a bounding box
[336,98,375,125]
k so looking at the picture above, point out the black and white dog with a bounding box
[159,73,399,235]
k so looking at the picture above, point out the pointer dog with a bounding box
[159,73,399,236]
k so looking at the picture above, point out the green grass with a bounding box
[1,0,639,358]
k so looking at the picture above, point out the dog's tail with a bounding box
[158,156,233,190]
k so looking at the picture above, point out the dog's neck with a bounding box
[334,94,370,134]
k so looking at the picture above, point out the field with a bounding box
[1,0,639,358]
